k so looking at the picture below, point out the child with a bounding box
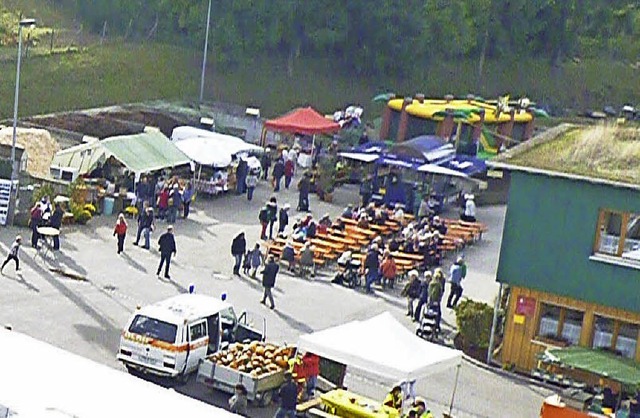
[1,235,21,274]
[242,249,251,276]
[113,213,128,254]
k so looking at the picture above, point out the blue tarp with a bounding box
[389,136,447,160]
[354,141,389,154]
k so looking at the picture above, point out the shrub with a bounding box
[454,299,494,349]
[70,203,92,225]
[83,203,97,214]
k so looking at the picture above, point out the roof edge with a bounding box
[488,161,640,192]
[491,123,578,163]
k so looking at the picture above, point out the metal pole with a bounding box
[487,282,503,364]
[199,0,212,103]
[9,26,24,225]
[448,364,461,416]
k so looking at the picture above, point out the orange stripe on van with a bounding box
[122,332,209,352]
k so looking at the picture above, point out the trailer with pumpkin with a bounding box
[196,340,296,406]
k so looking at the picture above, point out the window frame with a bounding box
[594,208,640,258]
[592,314,640,359]
[537,303,584,345]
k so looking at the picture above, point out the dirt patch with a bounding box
[98,108,196,138]
[25,113,144,139]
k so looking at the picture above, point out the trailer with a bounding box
[197,356,286,407]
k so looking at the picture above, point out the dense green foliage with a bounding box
[454,298,494,349]
[53,0,640,75]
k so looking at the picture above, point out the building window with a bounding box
[595,210,640,260]
[592,316,639,359]
[616,322,638,359]
[592,316,614,350]
[537,304,584,345]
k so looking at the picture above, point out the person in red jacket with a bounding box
[303,352,320,399]
[284,158,295,189]
[113,213,128,254]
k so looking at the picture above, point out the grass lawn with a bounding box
[1,41,640,121]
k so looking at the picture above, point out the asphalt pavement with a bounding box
[0,177,552,417]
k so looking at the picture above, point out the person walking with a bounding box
[297,172,311,212]
[167,185,181,224]
[49,203,64,250]
[1,235,22,274]
[135,206,155,249]
[284,158,295,189]
[248,243,263,279]
[258,204,269,240]
[182,182,194,218]
[156,225,177,279]
[245,171,258,201]
[266,197,278,240]
[157,186,169,220]
[363,244,380,294]
[29,202,43,248]
[272,158,285,192]
[446,257,465,308]
[274,372,297,418]
[428,269,444,333]
[261,148,271,181]
[402,270,422,317]
[260,255,279,309]
[231,232,247,276]
[113,213,128,254]
[236,158,248,195]
[228,383,248,416]
[414,271,432,322]
[380,251,397,289]
[278,204,290,236]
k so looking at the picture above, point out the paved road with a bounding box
[0,178,552,417]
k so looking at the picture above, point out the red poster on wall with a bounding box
[516,296,536,317]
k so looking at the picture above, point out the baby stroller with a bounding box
[333,252,361,288]
[416,302,441,341]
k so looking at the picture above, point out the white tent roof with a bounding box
[338,152,379,163]
[297,312,462,382]
[0,328,239,418]
[417,163,468,178]
[171,126,263,167]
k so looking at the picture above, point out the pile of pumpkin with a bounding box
[209,341,296,377]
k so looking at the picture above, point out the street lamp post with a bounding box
[199,0,212,104]
[10,18,36,225]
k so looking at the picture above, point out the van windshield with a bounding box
[128,315,177,344]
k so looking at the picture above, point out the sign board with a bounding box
[513,314,525,325]
[0,179,17,226]
[515,296,536,317]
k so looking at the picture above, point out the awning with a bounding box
[264,107,340,135]
[441,155,487,176]
[418,163,468,178]
[171,126,263,155]
[338,152,379,163]
[101,130,191,174]
[51,130,191,175]
[297,312,462,382]
[544,346,640,387]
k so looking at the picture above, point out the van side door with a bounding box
[186,320,208,373]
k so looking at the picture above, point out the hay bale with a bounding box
[0,127,60,178]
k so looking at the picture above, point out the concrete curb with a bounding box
[461,352,560,393]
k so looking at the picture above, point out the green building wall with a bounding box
[497,170,640,313]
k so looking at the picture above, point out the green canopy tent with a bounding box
[544,346,640,390]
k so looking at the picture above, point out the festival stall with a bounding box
[51,129,192,213]
[171,126,263,195]
[261,107,341,167]
[297,312,463,417]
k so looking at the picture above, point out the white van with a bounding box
[117,294,264,382]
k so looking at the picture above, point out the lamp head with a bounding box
[19,18,37,28]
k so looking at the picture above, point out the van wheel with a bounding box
[258,390,274,407]
[176,371,192,385]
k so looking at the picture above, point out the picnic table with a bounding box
[390,251,424,262]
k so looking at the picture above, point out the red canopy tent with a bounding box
[261,107,340,147]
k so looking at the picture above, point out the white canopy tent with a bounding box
[298,312,463,415]
[0,328,239,418]
[171,126,264,184]
[297,312,462,382]
[338,152,380,164]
